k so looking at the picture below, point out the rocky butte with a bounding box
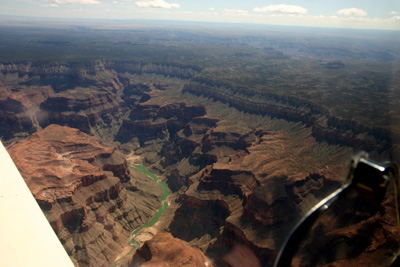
[130,232,212,267]
[1,51,399,266]
[7,124,164,266]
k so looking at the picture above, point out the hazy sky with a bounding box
[1,0,400,30]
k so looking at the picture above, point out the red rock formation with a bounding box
[169,195,231,242]
[115,103,206,144]
[0,83,54,142]
[7,124,116,206]
[208,222,275,266]
[201,131,251,153]
[39,91,116,113]
[6,125,163,266]
[130,232,213,267]
[3,59,393,267]
[165,126,348,265]
[198,164,260,197]
[0,60,129,145]
[37,89,127,136]
[183,79,394,154]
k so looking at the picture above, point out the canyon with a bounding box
[6,124,164,266]
[1,22,400,266]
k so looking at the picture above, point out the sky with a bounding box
[1,0,400,30]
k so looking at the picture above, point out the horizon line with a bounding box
[1,14,399,32]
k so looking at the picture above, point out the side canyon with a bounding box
[1,24,399,266]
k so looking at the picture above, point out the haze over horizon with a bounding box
[1,1,400,266]
[1,0,400,31]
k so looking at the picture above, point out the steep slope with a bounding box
[115,93,349,265]
[0,60,203,146]
[2,56,398,266]
[7,125,163,266]
[0,60,129,145]
[183,78,397,155]
[130,232,213,267]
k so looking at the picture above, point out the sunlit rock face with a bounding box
[1,54,396,267]
[38,90,123,133]
[154,120,350,266]
[0,60,129,145]
[0,60,203,146]
[130,232,213,267]
[7,124,162,266]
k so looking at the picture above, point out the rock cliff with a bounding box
[7,125,163,266]
[130,232,213,267]
[183,78,395,155]
[161,124,346,265]
[115,103,206,144]
[0,60,201,145]
[2,57,395,266]
[0,60,129,144]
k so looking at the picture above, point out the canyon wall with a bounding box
[7,125,163,266]
[1,59,397,266]
[183,78,395,155]
[0,60,200,145]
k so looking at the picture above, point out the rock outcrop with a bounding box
[163,125,347,265]
[0,59,203,145]
[169,195,231,242]
[115,103,206,144]
[7,125,163,266]
[106,61,201,80]
[198,165,260,197]
[2,57,396,267]
[37,89,127,137]
[0,60,131,145]
[130,232,213,267]
[183,78,396,155]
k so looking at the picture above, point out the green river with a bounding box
[111,165,170,266]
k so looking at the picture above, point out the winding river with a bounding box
[129,165,170,246]
[111,165,169,266]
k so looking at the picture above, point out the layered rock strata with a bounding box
[130,232,213,267]
[0,60,129,145]
[120,101,347,265]
[2,58,396,266]
[0,60,201,145]
[115,103,206,144]
[183,78,397,155]
[7,125,163,266]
